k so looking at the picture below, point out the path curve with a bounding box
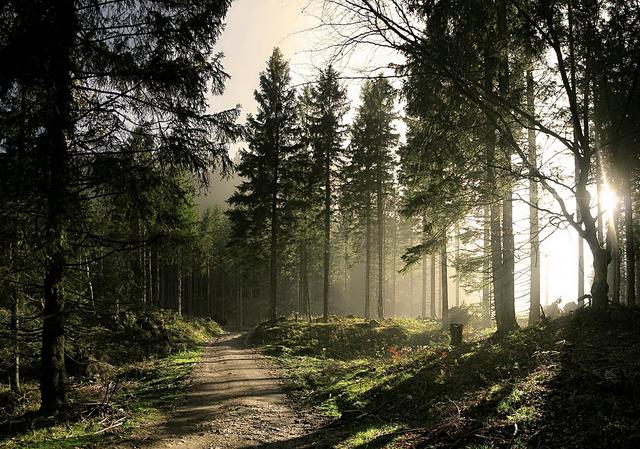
[137,333,322,449]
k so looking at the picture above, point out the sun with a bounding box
[601,185,619,216]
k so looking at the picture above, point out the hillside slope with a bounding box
[251,311,640,448]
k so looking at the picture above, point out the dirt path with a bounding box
[135,333,325,449]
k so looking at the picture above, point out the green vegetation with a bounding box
[0,311,222,449]
[252,311,640,448]
[251,316,450,420]
[2,2,640,448]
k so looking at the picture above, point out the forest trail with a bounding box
[134,333,323,449]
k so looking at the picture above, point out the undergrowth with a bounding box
[0,310,222,449]
[251,309,640,449]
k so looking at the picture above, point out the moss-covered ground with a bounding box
[0,311,222,449]
[250,310,640,449]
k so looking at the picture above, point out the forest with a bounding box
[0,0,639,448]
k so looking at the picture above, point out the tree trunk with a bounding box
[238,275,244,326]
[391,216,397,317]
[455,224,460,307]
[270,154,279,320]
[365,195,372,320]
[323,146,331,323]
[624,176,636,306]
[177,257,183,316]
[344,235,349,315]
[594,108,605,246]
[249,273,255,323]
[220,262,225,318]
[608,204,621,304]
[441,239,449,329]
[282,274,287,315]
[498,188,518,332]
[376,172,384,320]
[566,1,611,311]
[205,262,210,317]
[482,205,491,326]
[488,132,505,332]
[430,253,436,319]
[421,253,427,318]
[496,0,517,333]
[160,264,165,309]
[152,248,158,307]
[140,223,147,307]
[11,289,20,393]
[42,258,67,412]
[302,241,311,321]
[85,256,95,312]
[527,69,541,325]
[156,254,166,307]
[483,33,507,332]
[148,247,153,308]
[482,206,492,325]
[409,230,414,315]
[297,247,303,316]
[40,0,74,413]
[591,244,610,310]
[578,163,610,311]
[568,2,586,305]
[576,184,585,302]
[190,269,195,315]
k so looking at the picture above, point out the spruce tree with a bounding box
[309,67,349,322]
[344,76,398,319]
[227,48,299,320]
[0,0,239,412]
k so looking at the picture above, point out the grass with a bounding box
[0,311,222,449]
[251,309,640,449]
[250,316,451,420]
[0,350,202,449]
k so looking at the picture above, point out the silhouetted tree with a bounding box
[0,0,239,412]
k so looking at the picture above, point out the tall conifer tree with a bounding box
[309,67,349,322]
[228,48,298,320]
[344,76,397,319]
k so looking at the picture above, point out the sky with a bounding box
[209,0,312,128]
[198,0,598,312]
[198,0,317,209]
[208,0,404,148]
[200,0,403,207]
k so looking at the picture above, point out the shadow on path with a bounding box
[126,333,327,449]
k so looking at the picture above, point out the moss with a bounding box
[338,423,402,448]
[253,311,640,449]
[0,312,220,449]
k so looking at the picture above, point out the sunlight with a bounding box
[601,184,619,217]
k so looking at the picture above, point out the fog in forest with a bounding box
[1,1,639,448]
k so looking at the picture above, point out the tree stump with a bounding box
[449,323,464,346]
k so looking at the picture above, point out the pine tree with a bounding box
[228,48,299,320]
[290,86,323,320]
[344,76,398,319]
[0,0,239,412]
[309,67,349,322]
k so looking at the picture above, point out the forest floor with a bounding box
[127,332,326,449]
[3,310,640,448]
[0,311,225,449]
[250,311,640,449]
